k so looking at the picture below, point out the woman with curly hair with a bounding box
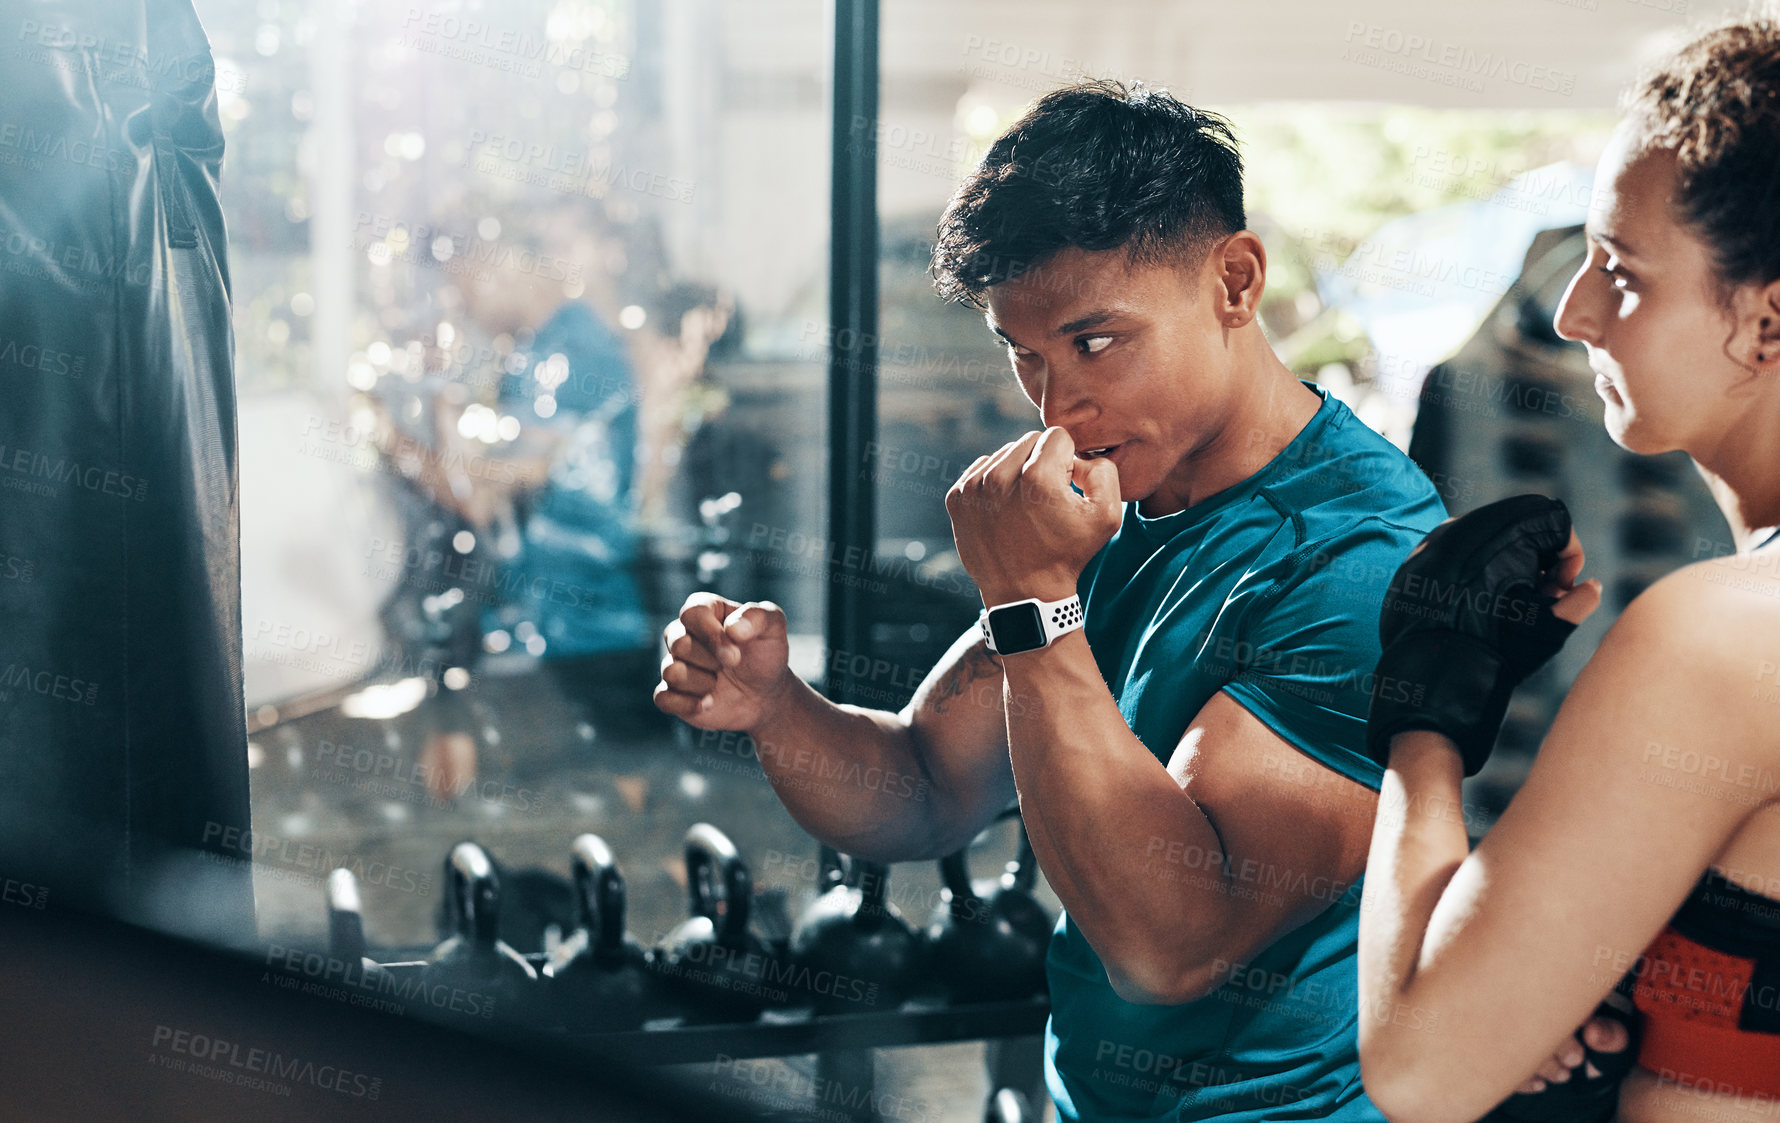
[1357,15,1780,1123]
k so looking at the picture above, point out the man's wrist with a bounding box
[743,665,814,741]
[978,583,1078,609]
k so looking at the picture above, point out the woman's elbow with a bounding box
[1359,1036,1477,1123]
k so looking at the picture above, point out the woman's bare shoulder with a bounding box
[1594,554,1780,749]
[1637,551,1780,631]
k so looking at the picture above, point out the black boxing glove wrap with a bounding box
[1480,985,1641,1123]
[1366,495,1581,776]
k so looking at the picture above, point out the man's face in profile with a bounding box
[982,241,1248,509]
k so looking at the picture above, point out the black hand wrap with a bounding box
[1480,991,1641,1123]
[1366,494,1580,776]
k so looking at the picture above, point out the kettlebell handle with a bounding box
[941,815,1039,905]
[684,823,751,942]
[447,841,502,944]
[570,833,627,955]
[852,857,893,917]
[818,844,847,892]
[326,868,368,962]
[939,850,981,908]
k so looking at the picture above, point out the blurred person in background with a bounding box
[413,205,731,756]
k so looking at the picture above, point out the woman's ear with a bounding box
[1735,277,1780,368]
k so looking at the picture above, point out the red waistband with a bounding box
[1637,1016,1780,1100]
[1633,924,1780,1099]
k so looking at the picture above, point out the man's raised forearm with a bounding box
[742,674,946,862]
[1000,631,1241,1003]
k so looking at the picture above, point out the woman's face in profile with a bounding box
[1554,124,1750,458]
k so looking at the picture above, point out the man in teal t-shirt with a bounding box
[927,82,1445,1122]
[1045,385,1443,1120]
[653,81,1445,1121]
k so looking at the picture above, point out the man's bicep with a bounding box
[1168,690,1379,960]
[897,625,1018,856]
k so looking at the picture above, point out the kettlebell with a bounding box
[422,841,539,1024]
[431,856,576,956]
[986,1087,1036,1123]
[654,823,777,1021]
[326,867,389,993]
[789,846,924,1013]
[541,833,670,1032]
[928,823,1052,1002]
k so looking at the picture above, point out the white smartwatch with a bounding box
[978,594,1084,655]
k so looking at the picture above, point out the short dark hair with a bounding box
[1624,17,1780,298]
[930,79,1246,308]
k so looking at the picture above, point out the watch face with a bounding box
[987,603,1047,653]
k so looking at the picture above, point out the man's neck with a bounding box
[1138,361,1323,518]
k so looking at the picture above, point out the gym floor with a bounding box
[247,658,1058,1122]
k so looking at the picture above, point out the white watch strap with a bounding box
[978,594,1084,653]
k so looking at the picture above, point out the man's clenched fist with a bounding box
[946,427,1123,607]
[652,592,794,730]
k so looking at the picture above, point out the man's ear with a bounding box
[1215,231,1266,329]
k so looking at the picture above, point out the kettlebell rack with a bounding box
[316,819,1055,1115]
[338,955,1050,1121]
[366,952,1050,1064]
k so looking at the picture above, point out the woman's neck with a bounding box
[1693,460,1780,554]
[1688,387,1780,553]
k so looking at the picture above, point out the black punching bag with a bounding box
[0,0,254,946]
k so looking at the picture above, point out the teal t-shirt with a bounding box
[1044,386,1447,1122]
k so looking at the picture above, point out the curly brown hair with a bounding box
[1624,16,1780,297]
